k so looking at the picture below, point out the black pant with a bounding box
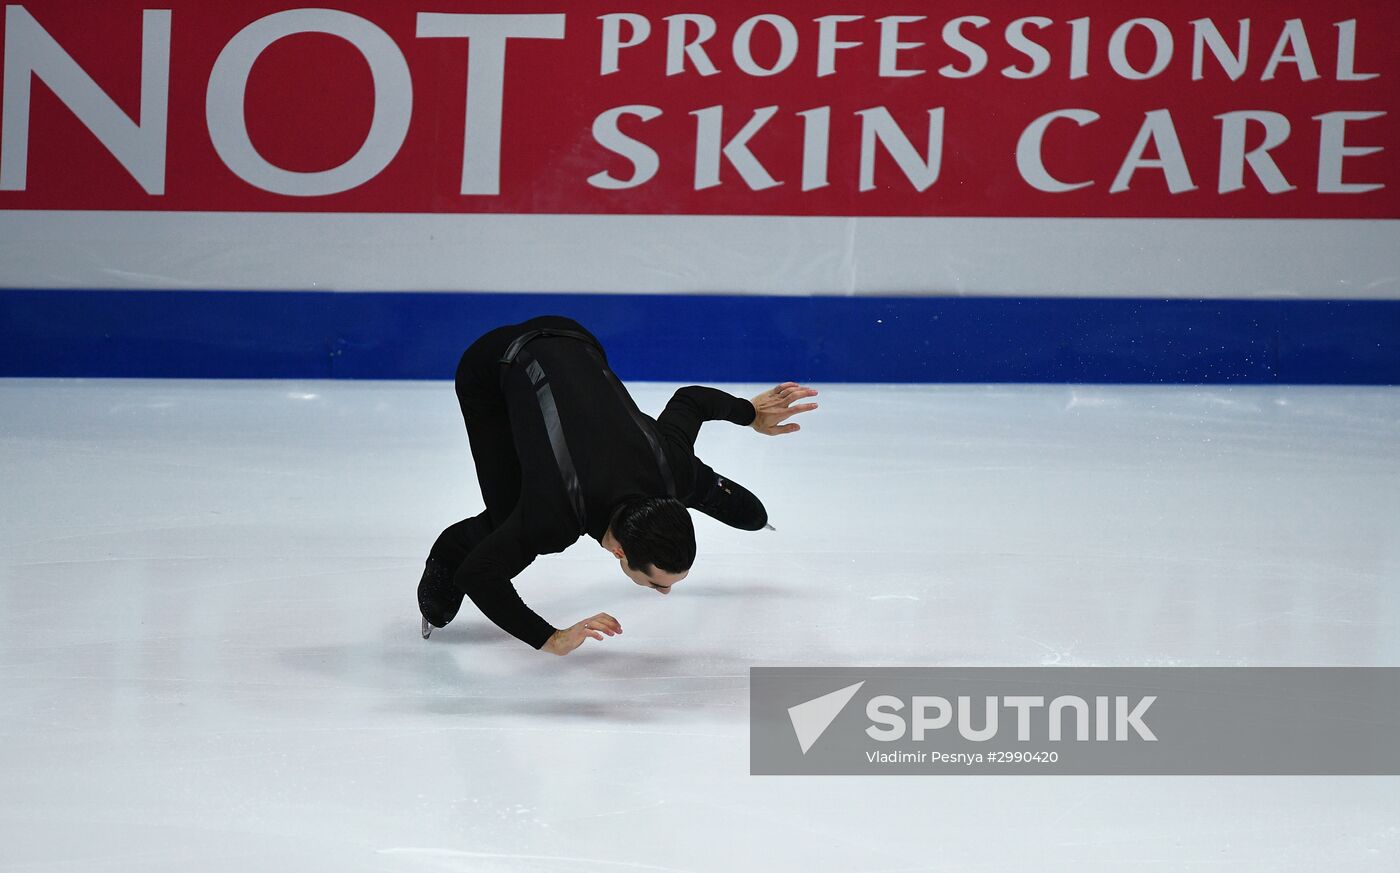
[428,317,600,568]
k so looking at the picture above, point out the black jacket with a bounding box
[454,331,756,647]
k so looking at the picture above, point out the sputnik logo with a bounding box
[787,681,865,754]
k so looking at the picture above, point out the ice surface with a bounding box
[1,379,1397,871]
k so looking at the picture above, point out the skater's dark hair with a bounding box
[609,497,695,575]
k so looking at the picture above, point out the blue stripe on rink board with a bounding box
[0,289,1397,384]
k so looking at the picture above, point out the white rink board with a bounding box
[1,211,1398,297]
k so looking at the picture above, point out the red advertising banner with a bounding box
[0,0,1395,217]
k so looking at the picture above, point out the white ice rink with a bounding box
[2,379,1398,872]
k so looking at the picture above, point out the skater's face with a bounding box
[600,527,687,594]
[620,556,686,595]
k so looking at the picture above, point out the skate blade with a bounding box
[421,616,433,639]
[764,523,776,531]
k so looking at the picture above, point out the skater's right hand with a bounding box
[542,613,622,656]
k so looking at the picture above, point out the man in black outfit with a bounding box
[417,316,818,655]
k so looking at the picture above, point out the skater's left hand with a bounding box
[750,382,819,436]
